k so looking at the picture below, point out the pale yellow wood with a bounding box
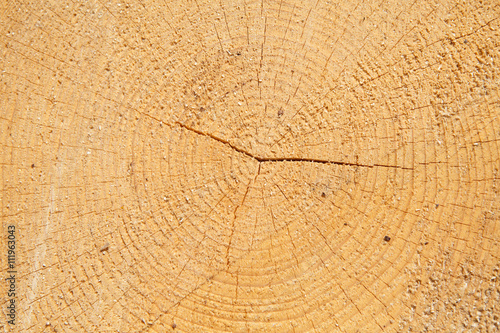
[1,0,499,332]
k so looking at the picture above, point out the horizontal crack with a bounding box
[254,157,413,170]
[175,121,412,170]
[175,121,256,160]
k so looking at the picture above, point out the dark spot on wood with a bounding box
[321,192,326,198]
[344,223,348,226]
[424,241,429,245]
[172,323,177,329]
[31,164,35,168]
[384,236,391,242]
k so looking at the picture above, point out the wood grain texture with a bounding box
[0,0,499,332]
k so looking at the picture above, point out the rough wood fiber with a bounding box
[0,0,499,332]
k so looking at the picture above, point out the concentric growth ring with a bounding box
[1,0,499,332]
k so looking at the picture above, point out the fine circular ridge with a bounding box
[1,0,499,332]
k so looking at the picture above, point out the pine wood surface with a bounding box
[1,1,499,332]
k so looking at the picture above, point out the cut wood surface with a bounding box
[1,0,499,332]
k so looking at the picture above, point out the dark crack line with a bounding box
[225,163,261,268]
[174,121,413,170]
[175,121,256,160]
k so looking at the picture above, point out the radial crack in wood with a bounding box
[1,0,499,332]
